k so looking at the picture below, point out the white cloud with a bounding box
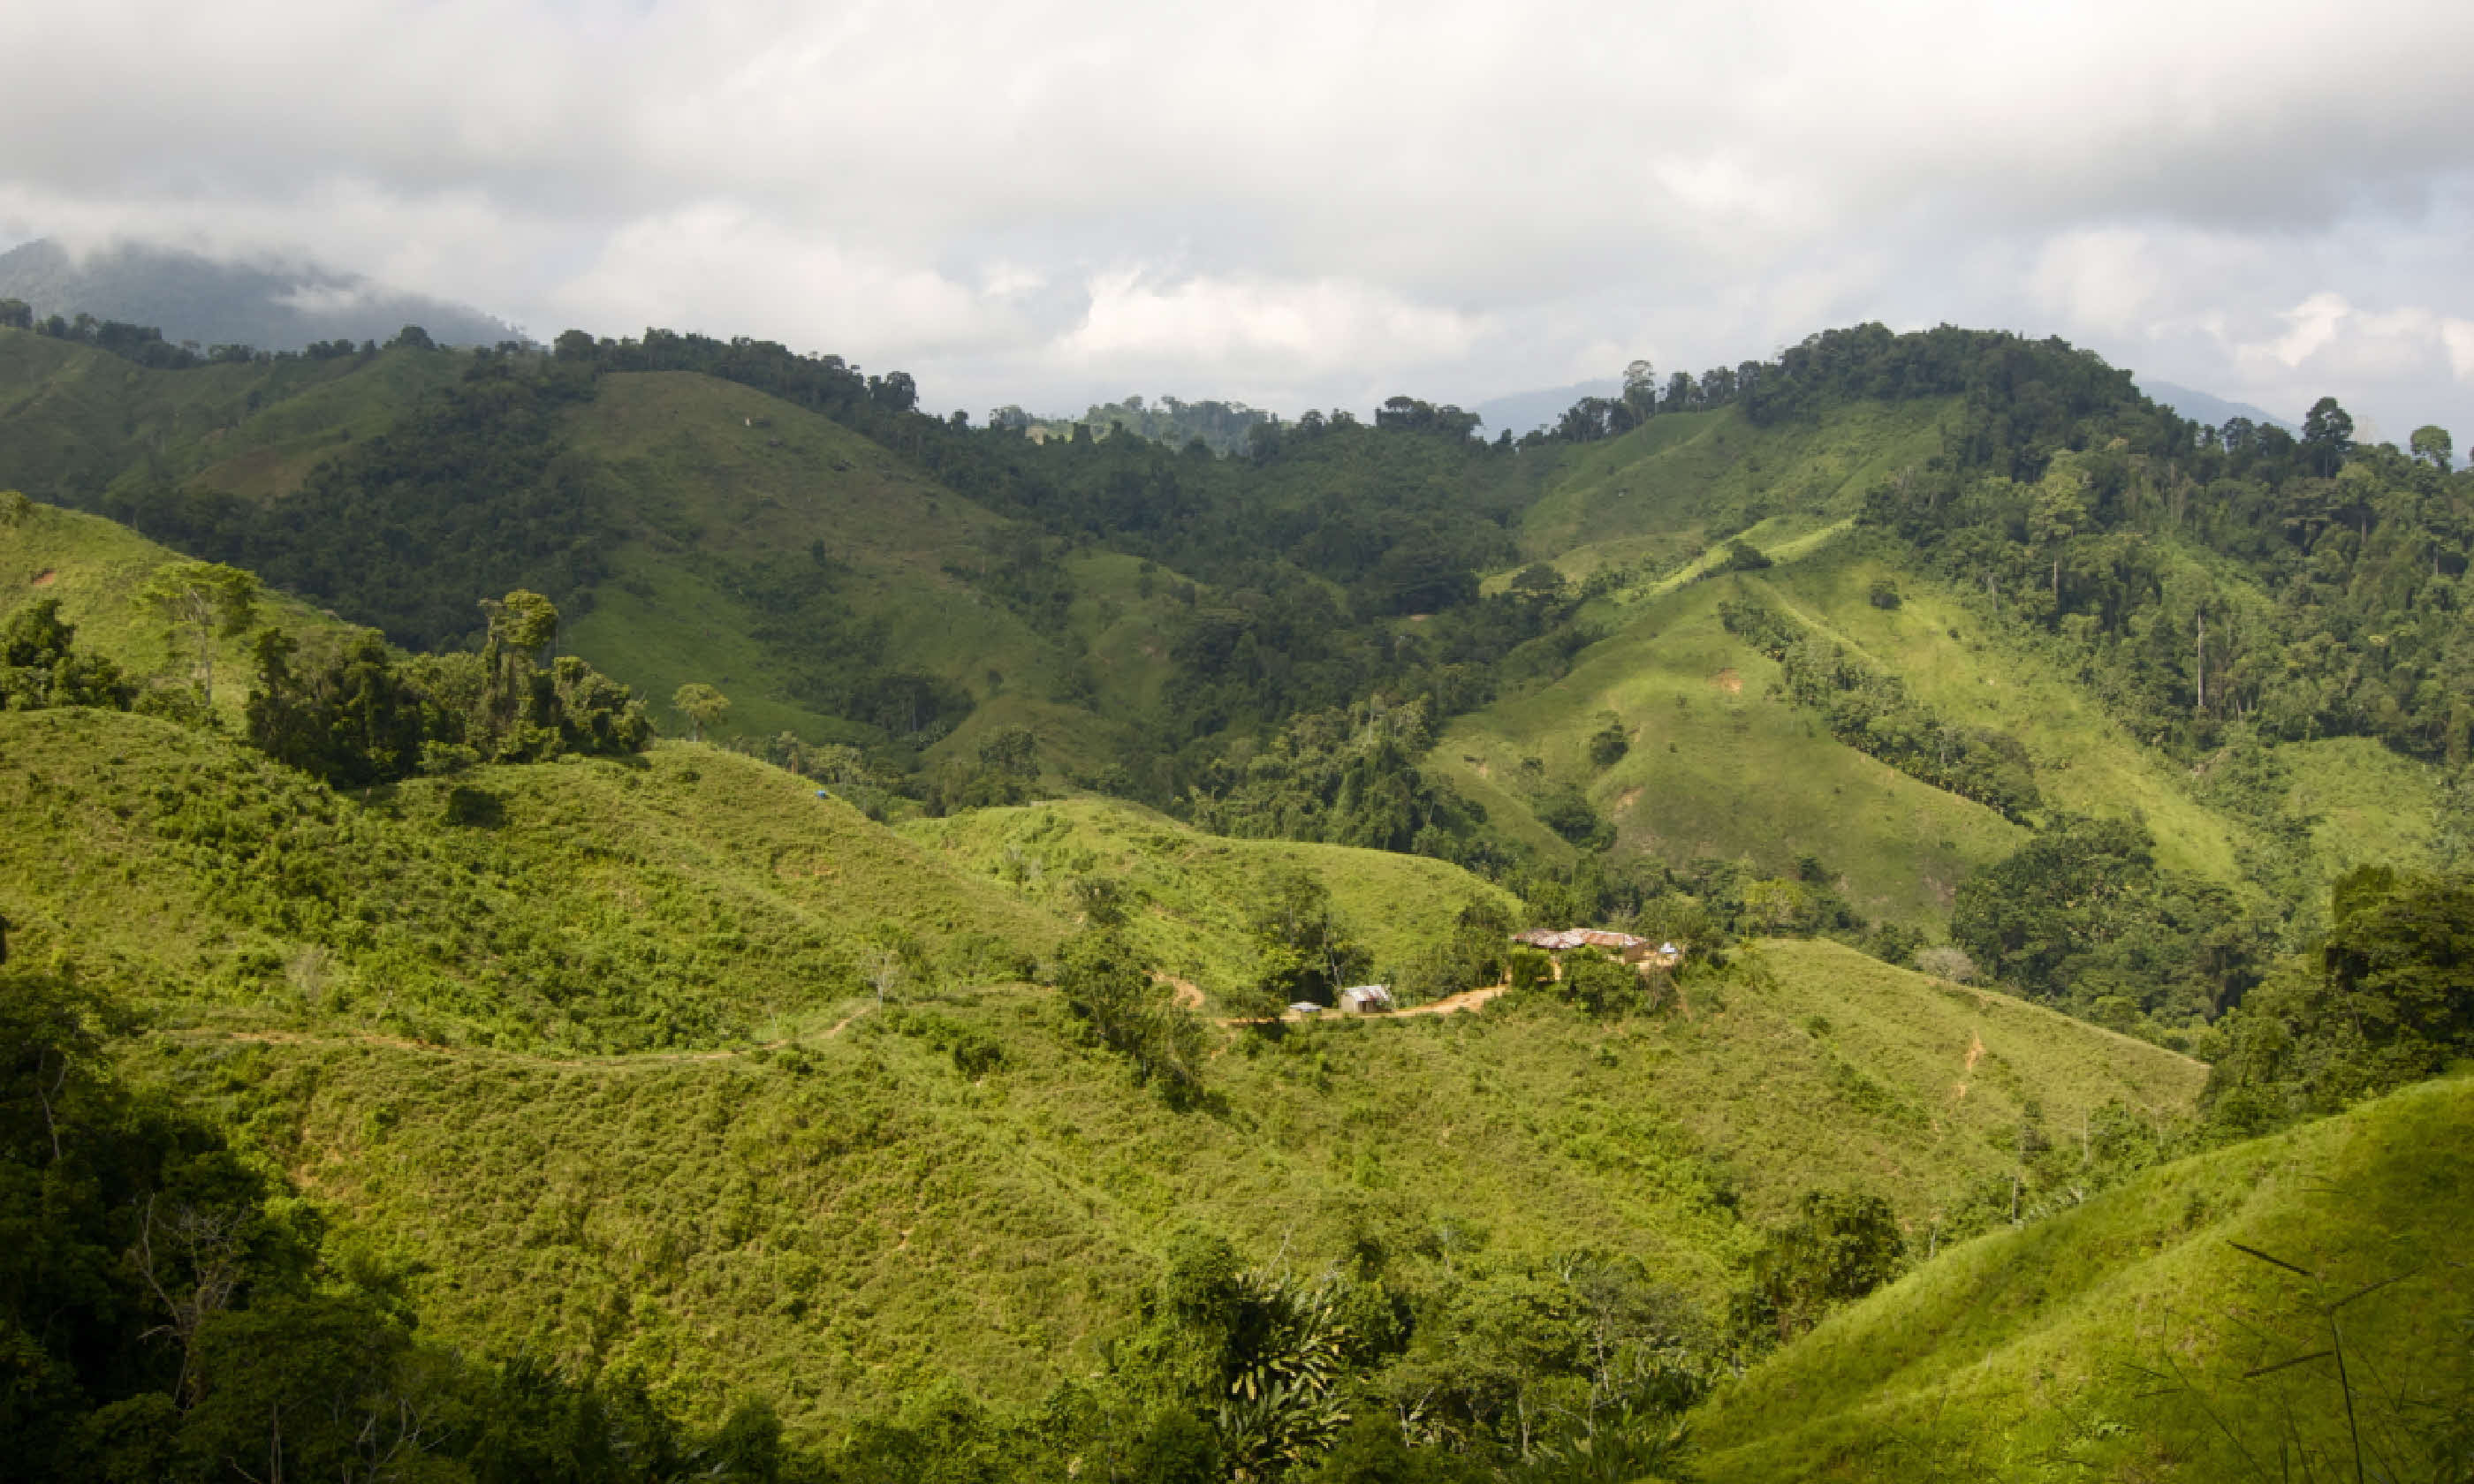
[2443,321,2474,382]
[1057,271,1484,382]
[552,205,1005,360]
[1,0,2470,420]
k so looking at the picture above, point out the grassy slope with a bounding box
[0,709,1062,1046]
[1748,542,2251,883]
[1695,1074,2474,1481]
[897,796,1527,1000]
[1438,527,2434,925]
[1516,400,1951,575]
[1465,402,2441,923]
[154,935,2199,1443]
[1433,565,2027,927]
[1,497,357,714]
[0,697,2200,1443]
[561,372,1188,753]
[171,346,469,500]
[2280,735,2445,882]
[0,329,460,506]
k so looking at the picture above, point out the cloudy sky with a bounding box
[5,0,2470,435]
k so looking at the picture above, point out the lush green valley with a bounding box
[4,310,2469,1480]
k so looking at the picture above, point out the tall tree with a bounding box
[2410,424,2455,471]
[133,561,260,697]
[2301,396,2356,476]
[674,682,731,741]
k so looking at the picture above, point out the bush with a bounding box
[1729,1188,1907,1351]
[1558,953,1639,1015]
[1586,712,1630,769]
[1913,945,1977,982]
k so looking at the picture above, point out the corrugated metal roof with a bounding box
[1509,928,1648,950]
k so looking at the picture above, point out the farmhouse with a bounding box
[1510,928,1685,970]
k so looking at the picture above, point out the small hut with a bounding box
[1338,984,1395,1014]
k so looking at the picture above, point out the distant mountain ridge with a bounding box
[2136,376,2295,431]
[1473,376,1620,437]
[0,237,516,351]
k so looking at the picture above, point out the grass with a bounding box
[1693,1073,2474,1482]
[0,693,2205,1446]
[1,497,359,716]
[1437,519,2440,928]
[138,934,2201,1446]
[1748,540,2254,885]
[897,795,1526,1000]
[0,709,1064,1049]
[1433,566,2027,928]
[2279,735,2446,882]
[1517,400,1952,570]
[560,372,1192,751]
[0,329,458,511]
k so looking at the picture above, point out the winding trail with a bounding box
[1220,981,1514,1026]
[178,998,884,1068]
[1151,973,1207,1011]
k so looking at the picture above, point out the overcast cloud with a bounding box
[4,0,2470,433]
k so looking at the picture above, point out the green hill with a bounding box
[140,927,2200,1441]
[0,687,2205,1447]
[1,496,360,713]
[0,708,1060,1049]
[556,370,1192,753]
[899,795,1525,1001]
[1693,1073,2474,1481]
[1516,398,1952,579]
[1,315,2465,1480]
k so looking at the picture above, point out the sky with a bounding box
[4,0,2471,438]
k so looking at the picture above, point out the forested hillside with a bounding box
[3,308,2467,1481]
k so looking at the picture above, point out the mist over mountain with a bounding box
[2136,376,2296,432]
[0,237,516,352]
[1473,377,1621,437]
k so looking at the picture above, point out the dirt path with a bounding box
[1222,982,1514,1026]
[1151,973,1206,1011]
[178,1002,884,1066]
[1388,983,1512,1018]
[182,1028,745,1068]
[822,1003,874,1038]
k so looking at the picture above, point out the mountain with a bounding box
[0,236,517,350]
[2137,375,2295,430]
[3,310,2468,1479]
[1473,376,1620,437]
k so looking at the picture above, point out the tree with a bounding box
[1558,953,1637,1015]
[2301,396,2355,476]
[674,682,731,741]
[1057,928,1210,1102]
[2028,480,2088,601]
[133,561,259,697]
[244,628,426,786]
[1730,1189,1906,1346]
[0,488,31,526]
[1250,869,1372,1006]
[484,587,560,658]
[0,599,133,710]
[2410,424,2455,471]
[1621,360,1658,423]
